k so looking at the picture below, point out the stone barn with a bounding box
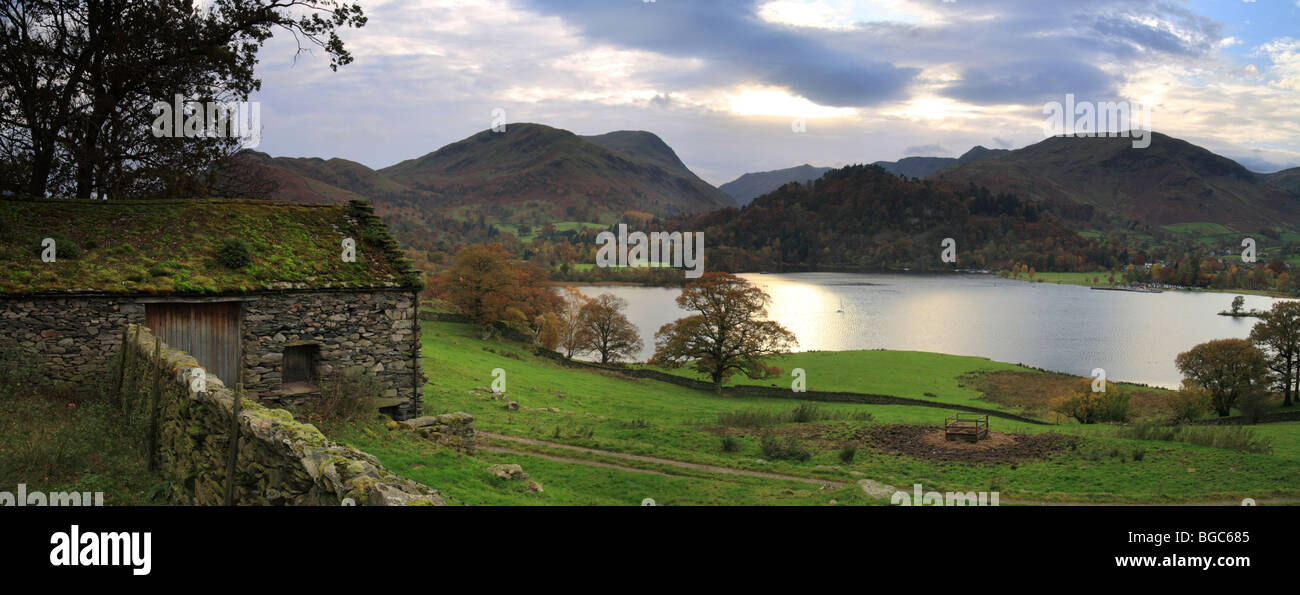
[0,197,425,419]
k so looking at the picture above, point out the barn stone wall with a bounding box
[241,290,423,419]
[0,289,424,420]
[0,296,144,391]
[117,324,442,506]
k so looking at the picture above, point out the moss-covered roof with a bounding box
[0,198,421,295]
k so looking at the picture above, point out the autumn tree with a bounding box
[533,312,562,352]
[556,287,593,358]
[578,293,642,364]
[1175,338,1270,417]
[1249,300,1300,407]
[651,272,797,393]
[432,244,560,336]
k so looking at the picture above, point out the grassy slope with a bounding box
[0,389,163,505]
[651,350,1169,418]
[649,350,1032,413]
[330,321,1300,504]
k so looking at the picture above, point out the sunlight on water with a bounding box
[575,272,1288,388]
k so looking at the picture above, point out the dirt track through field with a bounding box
[479,432,845,487]
[479,432,1300,506]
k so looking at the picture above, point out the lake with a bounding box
[576,272,1289,388]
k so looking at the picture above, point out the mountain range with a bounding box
[1266,167,1300,196]
[377,123,733,218]
[234,123,733,221]
[929,132,1300,229]
[872,146,1009,179]
[719,164,832,206]
[235,124,1300,245]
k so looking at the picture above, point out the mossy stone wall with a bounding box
[118,324,442,506]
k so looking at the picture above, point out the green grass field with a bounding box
[326,321,1300,505]
[1017,271,1117,287]
[498,221,608,243]
[1161,222,1236,236]
[643,350,1034,413]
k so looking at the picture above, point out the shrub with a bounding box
[759,433,811,462]
[787,403,820,423]
[361,224,389,246]
[35,234,79,260]
[837,445,857,464]
[720,434,740,453]
[1236,388,1271,424]
[215,238,252,269]
[1050,379,1130,424]
[1167,384,1211,423]
[1096,389,1132,422]
[311,369,380,428]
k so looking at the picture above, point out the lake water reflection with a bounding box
[576,272,1288,388]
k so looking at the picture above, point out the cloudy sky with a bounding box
[249,0,1300,185]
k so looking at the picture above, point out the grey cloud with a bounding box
[941,59,1116,105]
[903,144,948,156]
[520,0,918,106]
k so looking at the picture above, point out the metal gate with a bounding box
[145,302,242,387]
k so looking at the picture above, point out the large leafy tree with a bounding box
[556,286,593,359]
[0,0,365,199]
[1175,338,1270,417]
[652,272,796,393]
[1249,300,1300,407]
[432,244,561,335]
[578,293,641,364]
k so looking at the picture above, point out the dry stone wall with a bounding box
[117,324,442,506]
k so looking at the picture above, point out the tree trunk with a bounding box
[1287,354,1295,407]
[1288,367,1296,407]
[712,371,722,394]
[26,140,54,197]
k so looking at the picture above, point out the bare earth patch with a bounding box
[710,423,1078,464]
[859,425,1078,464]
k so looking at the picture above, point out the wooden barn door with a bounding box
[145,302,242,387]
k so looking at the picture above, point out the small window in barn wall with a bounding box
[282,344,320,394]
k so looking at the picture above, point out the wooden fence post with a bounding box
[146,336,162,472]
[121,327,138,415]
[113,327,129,408]
[223,383,243,506]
